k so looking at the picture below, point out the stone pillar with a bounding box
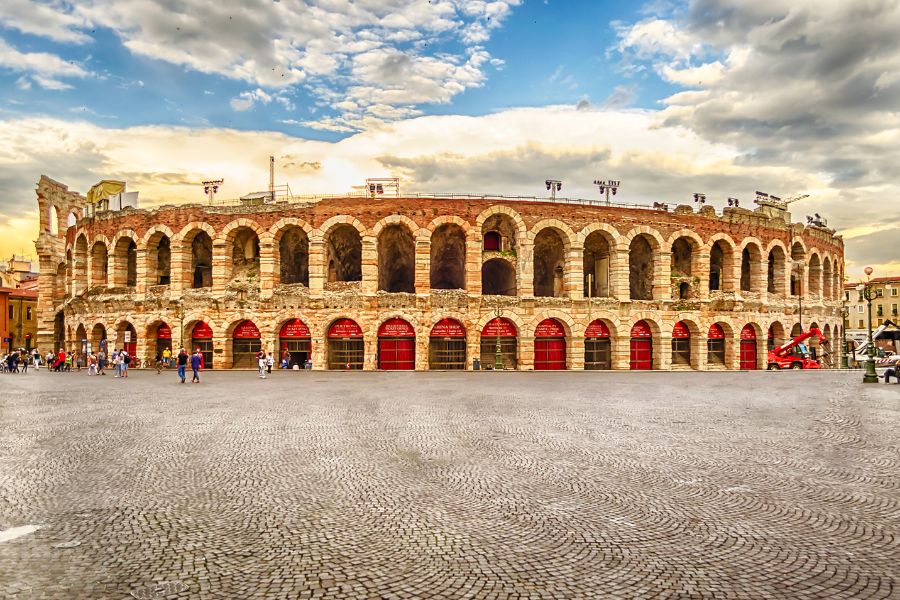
[695,335,708,371]
[654,252,672,301]
[169,245,184,295]
[212,242,228,293]
[364,333,377,371]
[467,240,482,294]
[612,333,630,370]
[570,335,584,370]
[657,333,671,370]
[519,334,534,371]
[216,333,231,369]
[518,242,534,297]
[361,235,377,295]
[259,240,275,297]
[696,252,710,300]
[567,244,584,300]
[416,331,429,370]
[308,239,325,297]
[135,248,148,294]
[612,246,630,299]
[415,237,430,294]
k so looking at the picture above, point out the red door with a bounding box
[740,325,757,370]
[378,318,416,370]
[534,319,566,370]
[630,320,653,370]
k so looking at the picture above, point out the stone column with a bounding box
[567,244,584,300]
[570,335,585,370]
[259,240,275,297]
[518,242,534,297]
[135,248,148,294]
[696,252,710,300]
[466,240,482,294]
[415,237,430,294]
[657,333,671,370]
[361,235,377,295]
[612,333,630,370]
[612,246,630,299]
[308,238,325,297]
[169,244,184,295]
[212,242,228,293]
[654,252,672,301]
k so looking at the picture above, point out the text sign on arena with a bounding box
[280,319,311,338]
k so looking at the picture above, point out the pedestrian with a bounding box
[87,352,96,375]
[305,358,312,371]
[155,351,163,374]
[266,352,274,374]
[112,348,121,377]
[75,351,82,372]
[121,351,130,378]
[176,347,188,383]
[64,351,72,372]
[257,349,267,379]
[47,350,55,370]
[190,349,201,383]
[32,348,40,370]
[162,346,171,368]
[20,351,28,373]
[883,365,899,384]
[97,349,106,375]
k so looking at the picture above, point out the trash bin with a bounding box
[473,358,480,371]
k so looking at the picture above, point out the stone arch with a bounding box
[580,224,619,298]
[426,215,472,235]
[475,205,527,246]
[48,204,60,235]
[371,214,422,238]
[767,243,787,296]
[669,230,703,299]
[808,252,822,297]
[430,222,467,290]
[89,237,109,288]
[178,224,216,289]
[822,255,834,300]
[739,239,763,293]
[322,218,364,284]
[482,258,516,296]
[143,226,174,287]
[220,220,263,284]
[625,229,661,301]
[671,317,702,370]
[705,318,736,369]
[377,221,416,293]
[532,226,570,298]
[272,221,311,286]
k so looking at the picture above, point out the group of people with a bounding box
[172,347,204,383]
[2,349,35,373]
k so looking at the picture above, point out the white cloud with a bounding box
[230,88,273,112]
[0,0,90,43]
[0,37,89,90]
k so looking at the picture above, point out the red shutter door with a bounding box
[630,339,653,370]
[740,340,757,370]
[534,338,566,370]
[379,337,415,370]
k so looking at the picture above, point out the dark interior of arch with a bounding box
[154,236,171,285]
[481,214,517,253]
[583,231,611,297]
[430,224,466,290]
[378,224,415,293]
[791,243,805,262]
[191,232,213,288]
[91,242,107,285]
[327,225,362,283]
[808,255,822,295]
[54,311,65,348]
[709,242,725,291]
[629,235,654,300]
[767,248,784,293]
[671,238,693,276]
[533,229,565,297]
[279,227,309,285]
[740,247,752,291]
[231,228,260,280]
[482,258,516,296]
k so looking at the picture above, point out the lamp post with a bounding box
[856,266,878,383]
[840,305,849,369]
[593,180,620,205]
[494,306,503,371]
[545,180,562,201]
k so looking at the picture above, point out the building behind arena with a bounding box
[34,175,844,370]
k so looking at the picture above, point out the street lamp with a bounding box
[839,305,849,369]
[693,193,706,206]
[202,179,224,203]
[494,306,503,371]
[856,266,879,383]
[593,180,620,205]
[545,179,562,200]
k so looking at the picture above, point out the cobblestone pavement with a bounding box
[0,370,898,599]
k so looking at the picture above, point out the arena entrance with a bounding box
[534,318,566,370]
[584,320,611,370]
[232,320,261,369]
[155,322,172,357]
[378,318,416,370]
[327,318,364,370]
[740,325,758,370]
[279,319,311,369]
[480,317,517,370]
[429,318,466,370]
[630,320,653,370]
[192,321,213,369]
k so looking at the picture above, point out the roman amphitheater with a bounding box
[34,175,844,371]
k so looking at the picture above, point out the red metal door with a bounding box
[534,338,566,370]
[740,340,757,370]
[630,339,652,370]
[378,338,415,370]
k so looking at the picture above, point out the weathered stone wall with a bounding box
[35,185,845,370]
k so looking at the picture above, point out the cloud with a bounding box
[12,0,519,128]
[0,37,90,90]
[230,88,273,112]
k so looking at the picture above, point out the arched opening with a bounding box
[768,322,786,352]
[325,225,362,283]
[481,214,517,254]
[148,234,171,286]
[630,321,653,370]
[48,205,59,234]
[67,212,77,227]
[228,227,260,283]
[534,318,567,370]
[378,318,416,370]
[583,231,613,298]
[482,258,516,296]
[54,312,65,350]
[790,323,804,338]
[709,240,732,292]
[113,237,138,288]
[232,320,261,369]
[740,244,761,292]
[808,254,822,296]
[377,224,416,293]
[189,231,213,289]
[279,319,311,368]
[278,227,310,285]
[74,235,88,294]
[429,318,466,370]
[671,237,695,299]
[480,317,517,370]
[790,242,805,296]
[191,322,214,369]
[672,321,692,366]
[91,323,107,354]
[629,235,654,300]
[823,257,833,300]
[767,246,786,294]
[117,321,137,357]
[584,320,612,370]
[327,318,364,370]
[152,322,173,359]
[91,242,109,287]
[430,224,466,290]
[75,323,87,353]
[740,325,757,370]
[707,323,726,366]
[533,229,566,298]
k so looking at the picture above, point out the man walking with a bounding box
[176,347,188,383]
[190,349,202,383]
[257,349,267,379]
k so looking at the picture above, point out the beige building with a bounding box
[843,277,900,351]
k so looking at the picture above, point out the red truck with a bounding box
[767,327,829,370]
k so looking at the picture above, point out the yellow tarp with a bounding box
[86,180,125,204]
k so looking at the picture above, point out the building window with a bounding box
[858,319,864,328]
[26,306,32,320]
[876,289,883,297]
[8,306,12,319]
[878,319,884,326]
[858,305,864,313]
[672,338,691,365]
[877,305,884,317]
[707,338,726,364]
[892,288,898,297]
[893,303,898,316]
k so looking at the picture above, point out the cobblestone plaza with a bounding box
[1,371,898,599]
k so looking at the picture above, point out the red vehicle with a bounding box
[767,327,829,370]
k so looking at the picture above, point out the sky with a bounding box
[0,0,898,278]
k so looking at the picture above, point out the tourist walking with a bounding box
[112,349,121,377]
[266,352,274,374]
[190,350,202,383]
[257,350,267,379]
[176,347,188,383]
[32,348,40,370]
[120,351,130,378]
[97,350,106,375]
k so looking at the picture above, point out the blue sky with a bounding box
[0,1,898,276]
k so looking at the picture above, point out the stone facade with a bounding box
[34,175,845,370]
